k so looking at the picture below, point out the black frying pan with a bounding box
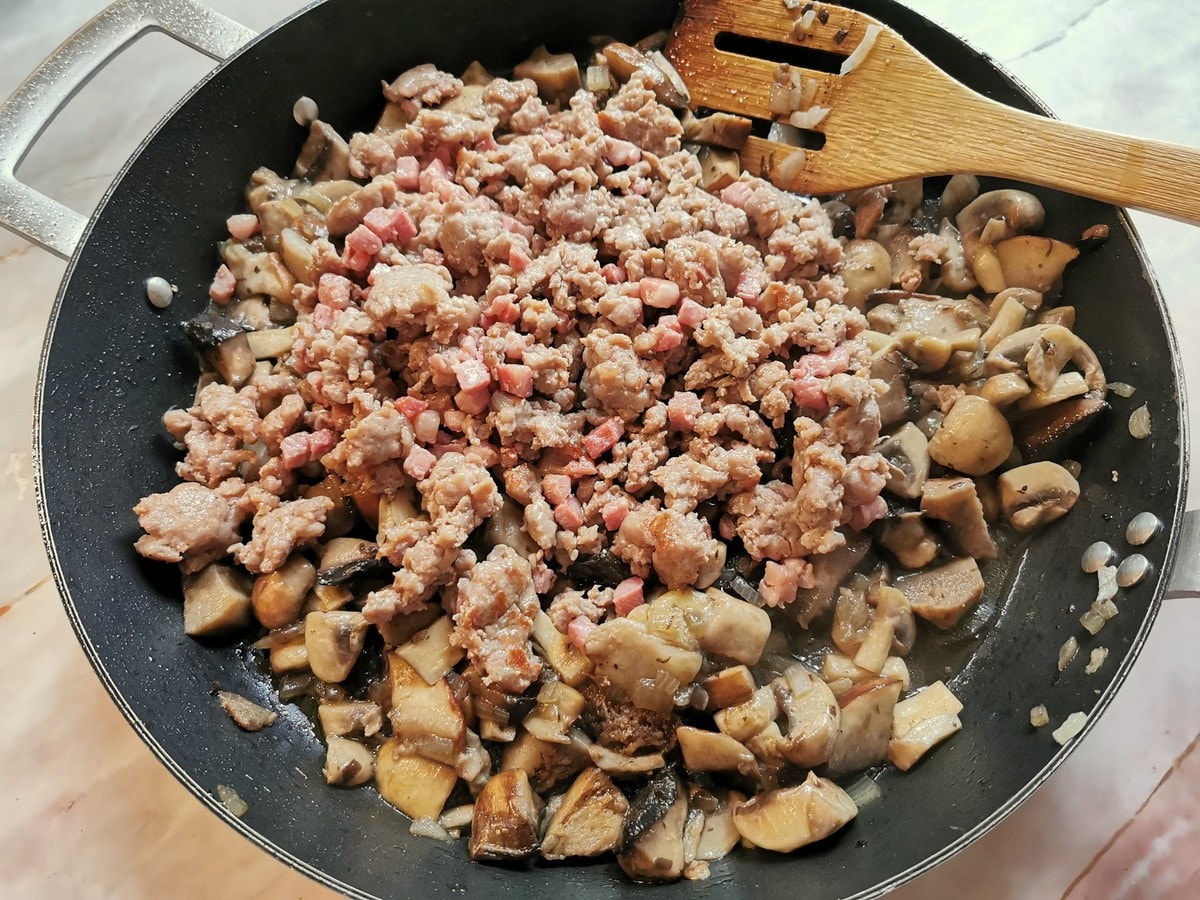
[22,0,1190,896]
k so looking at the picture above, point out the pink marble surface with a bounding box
[1,1,1198,897]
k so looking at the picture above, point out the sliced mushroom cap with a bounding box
[180,314,254,388]
[893,556,985,630]
[732,771,858,852]
[514,45,582,104]
[986,324,1105,394]
[874,510,940,570]
[541,767,630,860]
[995,235,1080,292]
[876,422,931,499]
[997,462,1080,531]
[694,588,772,664]
[395,614,466,685]
[938,173,980,221]
[713,686,779,743]
[323,735,375,786]
[305,611,368,683]
[375,737,458,820]
[316,538,387,585]
[695,145,741,193]
[618,770,688,882]
[771,666,840,768]
[501,728,589,792]
[682,110,753,149]
[928,395,1013,476]
[888,680,963,771]
[585,617,703,711]
[602,42,688,107]
[702,665,757,711]
[530,611,593,687]
[955,189,1046,261]
[920,477,997,560]
[1013,394,1110,461]
[293,120,351,182]
[689,785,744,862]
[676,726,758,774]
[386,652,467,764]
[252,554,316,629]
[792,534,870,627]
[824,676,903,775]
[871,347,913,427]
[840,239,893,309]
[318,700,384,738]
[469,769,541,861]
[522,680,587,745]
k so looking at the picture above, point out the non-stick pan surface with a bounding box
[35,0,1187,897]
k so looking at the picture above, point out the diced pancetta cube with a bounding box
[208,264,236,304]
[497,363,534,398]
[613,577,645,616]
[226,214,260,241]
[582,418,625,459]
[403,444,438,480]
[541,474,572,506]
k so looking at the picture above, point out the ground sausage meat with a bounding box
[452,544,542,692]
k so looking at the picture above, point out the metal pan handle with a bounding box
[0,0,255,259]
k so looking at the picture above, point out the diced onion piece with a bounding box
[216,784,248,818]
[410,817,457,843]
[1128,404,1151,439]
[843,776,882,808]
[1051,711,1088,746]
[788,106,830,129]
[1029,705,1049,728]
[1084,647,1109,675]
[1109,382,1136,398]
[1080,608,1106,635]
[1057,636,1079,672]
[1094,597,1119,620]
[440,804,475,830]
[776,148,808,186]
[840,23,881,74]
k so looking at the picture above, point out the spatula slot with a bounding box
[714,31,846,74]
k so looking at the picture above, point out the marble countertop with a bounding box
[2,0,1198,896]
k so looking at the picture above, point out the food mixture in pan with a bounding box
[133,33,1109,881]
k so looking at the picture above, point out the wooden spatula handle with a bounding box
[949,102,1200,224]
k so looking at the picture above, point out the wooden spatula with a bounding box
[665,0,1200,222]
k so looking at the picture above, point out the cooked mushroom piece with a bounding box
[585,740,667,776]
[979,372,1032,408]
[395,614,466,685]
[980,294,1030,351]
[318,700,384,738]
[937,218,977,292]
[221,243,297,301]
[689,786,744,862]
[702,665,757,710]
[771,665,840,768]
[956,189,1045,292]
[714,686,779,743]
[469,769,541,861]
[928,395,1013,476]
[682,110,753,149]
[618,770,688,883]
[997,462,1080,531]
[584,617,703,712]
[731,772,857,852]
[376,737,458,820]
[695,145,741,193]
[566,548,632,588]
[293,120,351,182]
[823,652,911,693]
[217,690,278,732]
[824,676,904,775]
[876,422,930,499]
[541,767,630,860]
[675,726,757,774]
[874,510,940,570]
[323,735,375,786]
[182,563,253,636]
[601,42,687,107]
[305,611,368,683]
[387,653,467,764]
[502,728,589,792]
[530,611,593,686]
[938,173,980,221]
[888,680,963,771]
[871,347,912,427]
[852,586,915,673]
[522,680,587,745]
[792,534,870,627]
[181,315,254,388]
[839,239,892,309]
[893,556,985,629]
[693,588,772,665]
[920,477,997,560]
[994,235,1080,292]
[316,538,387,585]
[1013,394,1110,461]
[514,45,582,103]
[268,625,308,674]
[251,554,317,628]
[986,324,1106,395]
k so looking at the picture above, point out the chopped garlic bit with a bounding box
[1057,636,1079,672]
[1052,711,1088,746]
[1030,705,1049,728]
[1128,404,1151,439]
[1084,647,1109,675]
[1109,382,1136,398]
[216,784,248,818]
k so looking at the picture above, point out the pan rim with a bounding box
[30,1,1191,897]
